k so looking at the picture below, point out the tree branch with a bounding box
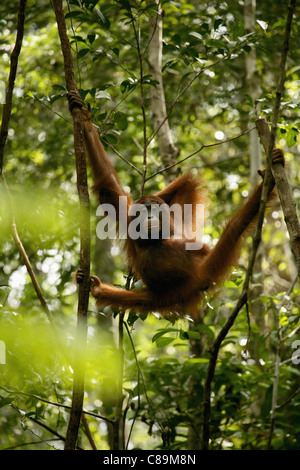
[53,0,90,451]
[0,385,114,424]
[256,119,300,277]
[201,0,297,449]
[0,0,26,174]
[145,127,254,182]
[255,0,299,277]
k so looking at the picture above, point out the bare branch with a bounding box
[146,127,254,182]
[0,386,113,423]
[256,119,300,277]
[146,55,233,150]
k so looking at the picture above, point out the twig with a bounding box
[145,127,254,182]
[112,312,126,450]
[81,413,98,450]
[267,274,298,449]
[267,330,281,450]
[2,439,61,450]
[276,386,300,411]
[1,177,56,331]
[53,0,91,451]
[32,94,73,123]
[106,142,142,175]
[124,321,141,449]
[266,274,298,449]
[0,385,114,423]
[28,416,67,444]
[202,291,248,449]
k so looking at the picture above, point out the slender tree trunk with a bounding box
[0,0,27,174]
[244,1,266,397]
[148,0,180,183]
[93,239,117,449]
[53,0,91,450]
[187,317,205,450]
[256,0,300,278]
[244,0,262,188]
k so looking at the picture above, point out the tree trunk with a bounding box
[148,0,180,183]
[53,0,91,450]
[244,0,266,367]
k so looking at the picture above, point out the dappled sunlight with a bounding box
[0,0,299,452]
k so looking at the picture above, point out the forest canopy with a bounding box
[0,0,300,452]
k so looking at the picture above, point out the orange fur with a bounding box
[68,92,283,320]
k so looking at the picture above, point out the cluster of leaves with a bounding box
[129,284,300,450]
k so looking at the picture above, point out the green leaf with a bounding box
[70,35,86,44]
[0,396,12,408]
[152,330,170,343]
[95,90,111,100]
[152,328,178,343]
[224,280,239,288]
[49,94,64,104]
[104,133,118,144]
[187,357,209,364]
[185,330,201,339]
[214,19,223,30]
[162,59,178,72]
[78,48,90,58]
[155,336,175,348]
[244,94,254,107]
[286,127,298,147]
[196,324,215,339]
[261,386,272,418]
[233,21,245,40]
[127,311,139,326]
[257,20,268,31]
[170,1,180,8]
[114,111,128,131]
[179,330,189,340]
[96,111,107,122]
[88,34,96,44]
[95,7,110,28]
[189,31,203,42]
[65,10,81,19]
[120,78,138,94]
[52,84,66,91]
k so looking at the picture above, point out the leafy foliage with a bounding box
[0,0,299,450]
